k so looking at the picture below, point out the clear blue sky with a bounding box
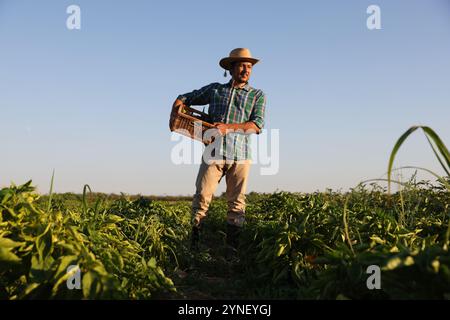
[1,0,449,195]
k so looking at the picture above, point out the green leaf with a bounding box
[114,252,124,270]
[384,257,402,271]
[82,184,92,215]
[387,126,419,193]
[82,271,102,299]
[277,244,286,257]
[36,224,53,261]
[47,169,55,213]
[54,255,79,279]
[0,189,13,205]
[0,237,24,248]
[148,257,157,269]
[82,271,94,299]
[370,236,386,245]
[106,214,124,223]
[16,283,41,299]
[387,126,450,194]
[91,263,109,277]
[29,254,55,282]
[0,247,21,264]
[431,260,440,273]
[51,256,80,296]
[422,126,450,171]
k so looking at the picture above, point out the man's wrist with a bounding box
[225,122,260,134]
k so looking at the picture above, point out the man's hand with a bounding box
[213,122,260,135]
[214,122,229,136]
[170,99,185,130]
[172,99,184,110]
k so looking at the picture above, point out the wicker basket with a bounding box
[169,104,216,143]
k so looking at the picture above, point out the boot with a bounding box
[190,225,201,251]
[225,224,241,262]
[226,224,241,250]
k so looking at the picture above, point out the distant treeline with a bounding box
[36,191,280,203]
[38,192,194,202]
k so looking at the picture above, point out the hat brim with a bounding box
[219,57,259,70]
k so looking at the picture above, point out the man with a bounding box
[171,48,266,252]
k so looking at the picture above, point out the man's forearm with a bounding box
[225,122,260,134]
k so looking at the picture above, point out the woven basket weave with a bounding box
[169,104,215,142]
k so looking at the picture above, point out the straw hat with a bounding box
[219,48,260,70]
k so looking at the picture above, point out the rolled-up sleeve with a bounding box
[249,91,266,131]
[177,82,219,106]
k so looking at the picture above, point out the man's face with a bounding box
[231,61,253,84]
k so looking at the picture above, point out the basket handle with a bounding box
[181,105,210,119]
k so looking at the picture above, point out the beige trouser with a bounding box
[192,159,251,227]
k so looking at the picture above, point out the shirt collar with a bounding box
[227,80,251,92]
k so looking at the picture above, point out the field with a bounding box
[1,179,449,300]
[1,126,449,299]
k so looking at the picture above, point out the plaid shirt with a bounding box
[177,80,266,160]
